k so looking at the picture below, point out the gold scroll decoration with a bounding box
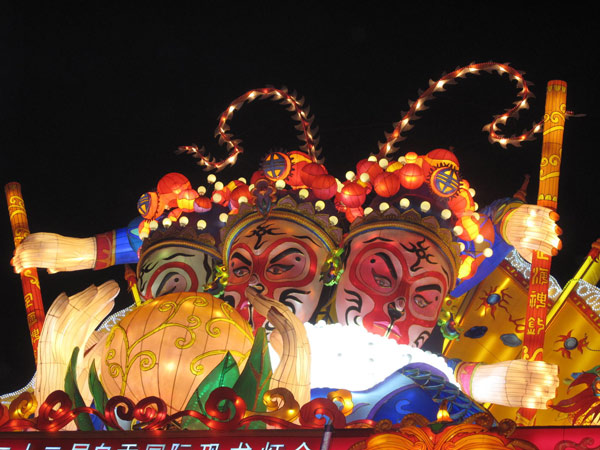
[5,182,45,363]
[538,81,567,209]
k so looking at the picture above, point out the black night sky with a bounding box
[1,4,598,393]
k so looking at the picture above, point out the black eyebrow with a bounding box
[292,234,320,246]
[231,252,252,266]
[415,284,442,293]
[364,237,393,243]
[270,248,303,264]
[375,252,398,280]
[162,252,195,260]
[140,251,194,275]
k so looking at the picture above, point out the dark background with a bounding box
[1,4,598,394]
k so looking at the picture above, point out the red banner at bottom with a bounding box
[1,427,600,450]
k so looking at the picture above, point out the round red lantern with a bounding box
[300,163,327,187]
[373,171,401,197]
[229,185,252,210]
[286,160,309,188]
[339,181,366,208]
[194,196,212,213]
[426,148,459,169]
[398,163,425,189]
[212,189,230,206]
[311,174,338,200]
[356,159,383,184]
[286,151,313,187]
[157,173,192,195]
[177,188,199,212]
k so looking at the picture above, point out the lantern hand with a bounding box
[35,281,119,414]
[470,359,559,409]
[245,287,311,408]
[12,232,96,273]
[502,204,561,263]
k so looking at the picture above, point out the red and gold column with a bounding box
[5,182,45,363]
[518,80,567,425]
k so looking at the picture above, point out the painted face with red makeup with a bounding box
[137,243,217,301]
[223,219,331,329]
[335,228,454,348]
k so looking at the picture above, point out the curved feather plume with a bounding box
[178,87,321,171]
[378,62,543,157]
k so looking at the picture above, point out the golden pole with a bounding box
[517,80,567,424]
[5,182,45,364]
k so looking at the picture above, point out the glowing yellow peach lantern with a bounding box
[101,292,254,414]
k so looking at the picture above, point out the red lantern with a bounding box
[177,188,199,212]
[448,193,468,216]
[157,173,192,195]
[345,206,364,223]
[456,214,480,241]
[311,174,337,200]
[230,185,252,209]
[194,196,212,213]
[448,182,474,216]
[373,171,401,197]
[250,170,267,186]
[426,148,459,169]
[356,159,383,184]
[286,151,313,187]
[300,163,327,187]
[339,181,366,208]
[212,189,230,206]
[398,163,424,189]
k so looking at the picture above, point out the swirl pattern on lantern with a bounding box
[102,292,253,414]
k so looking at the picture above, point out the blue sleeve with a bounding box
[450,198,517,297]
[114,217,143,265]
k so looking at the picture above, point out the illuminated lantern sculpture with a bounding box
[300,162,327,187]
[194,195,212,213]
[398,162,424,189]
[285,150,313,187]
[137,191,161,220]
[177,188,199,212]
[422,148,459,174]
[339,181,366,208]
[221,196,343,329]
[157,172,192,196]
[6,73,566,430]
[429,166,460,197]
[261,152,292,181]
[311,174,337,200]
[373,171,401,197]
[102,291,254,414]
[335,207,459,347]
[356,158,383,184]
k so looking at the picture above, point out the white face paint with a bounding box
[336,229,452,348]
[224,219,330,328]
[137,245,216,301]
